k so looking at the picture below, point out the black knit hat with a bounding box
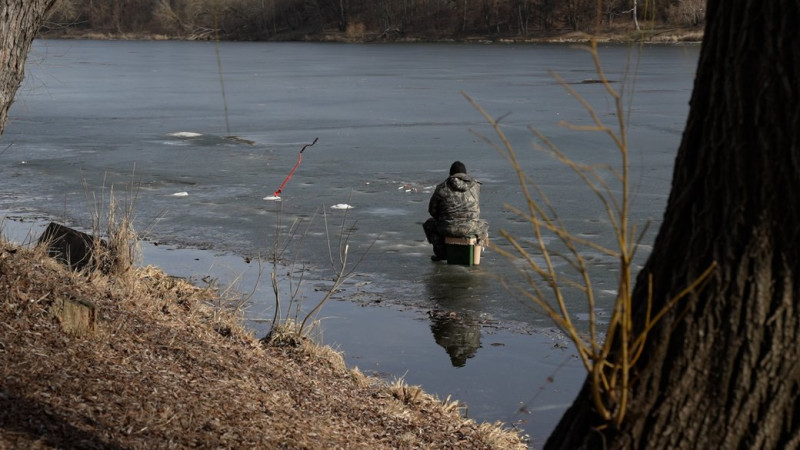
[449,161,467,175]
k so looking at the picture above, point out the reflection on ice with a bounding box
[424,264,491,367]
[429,309,481,367]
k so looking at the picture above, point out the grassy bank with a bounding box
[0,236,525,448]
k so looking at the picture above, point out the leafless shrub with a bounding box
[466,40,714,425]
[346,22,366,40]
[666,0,705,27]
[261,196,375,345]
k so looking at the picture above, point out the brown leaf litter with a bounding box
[0,241,527,449]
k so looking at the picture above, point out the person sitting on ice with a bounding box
[423,161,489,261]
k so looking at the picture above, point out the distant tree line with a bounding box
[44,0,706,41]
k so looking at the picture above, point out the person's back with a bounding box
[430,172,481,221]
[423,161,488,261]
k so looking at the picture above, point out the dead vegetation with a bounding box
[0,237,525,448]
[44,0,705,43]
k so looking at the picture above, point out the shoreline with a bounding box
[0,214,554,339]
[0,214,528,448]
[1,198,584,443]
[37,25,704,45]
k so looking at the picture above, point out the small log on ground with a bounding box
[50,296,97,336]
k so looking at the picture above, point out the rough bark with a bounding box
[0,0,58,135]
[546,1,800,448]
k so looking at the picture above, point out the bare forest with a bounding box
[44,0,706,41]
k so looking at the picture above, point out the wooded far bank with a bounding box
[43,0,705,42]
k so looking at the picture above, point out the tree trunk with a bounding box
[0,0,58,135]
[462,0,468,32]
[547,1,800,448]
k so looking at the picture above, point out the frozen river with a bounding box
[1,39,699,444]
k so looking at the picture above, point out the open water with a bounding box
[1,39,699,445]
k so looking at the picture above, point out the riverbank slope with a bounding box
[0,238,525,448]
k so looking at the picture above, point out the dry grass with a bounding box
[0,239,525,449]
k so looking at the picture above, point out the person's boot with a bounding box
[431,244,447,261]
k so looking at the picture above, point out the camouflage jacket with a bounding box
[428,173,488,239]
